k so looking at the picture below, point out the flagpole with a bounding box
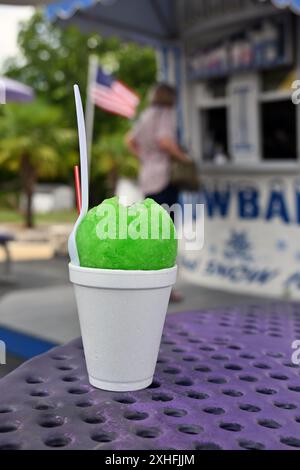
[85,54,98,174]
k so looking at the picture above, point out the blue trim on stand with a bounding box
[161,45,169,81]
[0,327,56,360]
[174,46,184,145]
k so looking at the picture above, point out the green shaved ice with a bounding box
[76,197,178,270]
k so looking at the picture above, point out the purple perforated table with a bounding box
[1,303,300,450]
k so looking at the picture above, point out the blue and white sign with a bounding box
[179,174,300,299]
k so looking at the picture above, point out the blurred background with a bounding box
[0,0,299,375]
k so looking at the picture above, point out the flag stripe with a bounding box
[89,66,140,119]
[91,88,135,118]
[91,84,135,110]
[91,86,136,114]
[113,82,140,107]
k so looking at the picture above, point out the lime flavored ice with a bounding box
[76,197,177,270]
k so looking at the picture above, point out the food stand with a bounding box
[46,0,300,300]
[174,0,300,300]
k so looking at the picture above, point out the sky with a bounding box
[0,5,34,69]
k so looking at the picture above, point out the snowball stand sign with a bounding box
[180,174,300,299]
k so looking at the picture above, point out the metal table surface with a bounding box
[0,303,300,450]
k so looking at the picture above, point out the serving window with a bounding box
[260,99,297,161]
[195,67,299,165]
[201,107,229,163]
[196,79,230,163]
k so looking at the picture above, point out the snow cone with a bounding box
[69,196,177,391]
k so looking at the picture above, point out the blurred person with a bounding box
[125,83,190,302]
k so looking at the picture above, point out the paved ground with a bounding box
[0,257,270,378]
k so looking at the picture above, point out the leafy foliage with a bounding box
[0,11,157,223]
[3,11,156,135]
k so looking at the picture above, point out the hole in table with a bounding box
[222,389,244,398]
[91,431,116,443]
[124,411,148,421]
[175,378,194,387]
[51,355,70,361]
[194,366,211,373]
[33,402,56,411]
[283,362,299,368]
[0,442,22,450]
[203,407,225,415]
[163,367,181,375]
[188,339,200,344]
[295,416,300,423]
[224,364,243,371]
[68,386,89,395]
[163,408,187,418]
[39,416,65,428]
[253,363,271,370]
[151,393,173,402]
[220,422,243,432]
[238,439,265,450]
[228,345,241,350]
[199,346,215,352]
[186,391,209,400]
[56,366,74,371]
[178,425,202,435]
[30,390,49,398]
[172,348,186,353]
[280,437,300,448]
[0,407,14,414]
[81,413,105,424]
[61,376,79,383]
[135,427,160,439]
[147,380,161,389]
[211,355,230,361]
[26,377,45,385]
[0,424,18,433]
[239,375,258,383]
[288,386,300,393]
[194,442,223,450]
[162,340,176,346]
[207,377,227,384]
[256,387,277,395]
[268,327,281,332]
[274,402,297,410]
[182,356,197,362]
[240,354,256,360]
[258,419,281,429]
[270,374,289,381]
[239,404,261,413]
[113,396,136,405]
[76,400,95,408]
[266,352,284,358]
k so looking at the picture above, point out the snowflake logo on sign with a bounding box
[224,231,253,262]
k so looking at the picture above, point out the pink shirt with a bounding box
[131,106,176,195]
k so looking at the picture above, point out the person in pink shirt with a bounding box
[126,83,190,217]
[126,83,190,301]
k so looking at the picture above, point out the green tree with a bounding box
[0,101,76,227]
[3,11,157,136]
[2,11,156,205]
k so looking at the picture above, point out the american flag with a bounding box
[90,67,140,119]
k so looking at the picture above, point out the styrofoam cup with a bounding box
[69,264,177,392]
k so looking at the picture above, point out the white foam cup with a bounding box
[69,264,177,392]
